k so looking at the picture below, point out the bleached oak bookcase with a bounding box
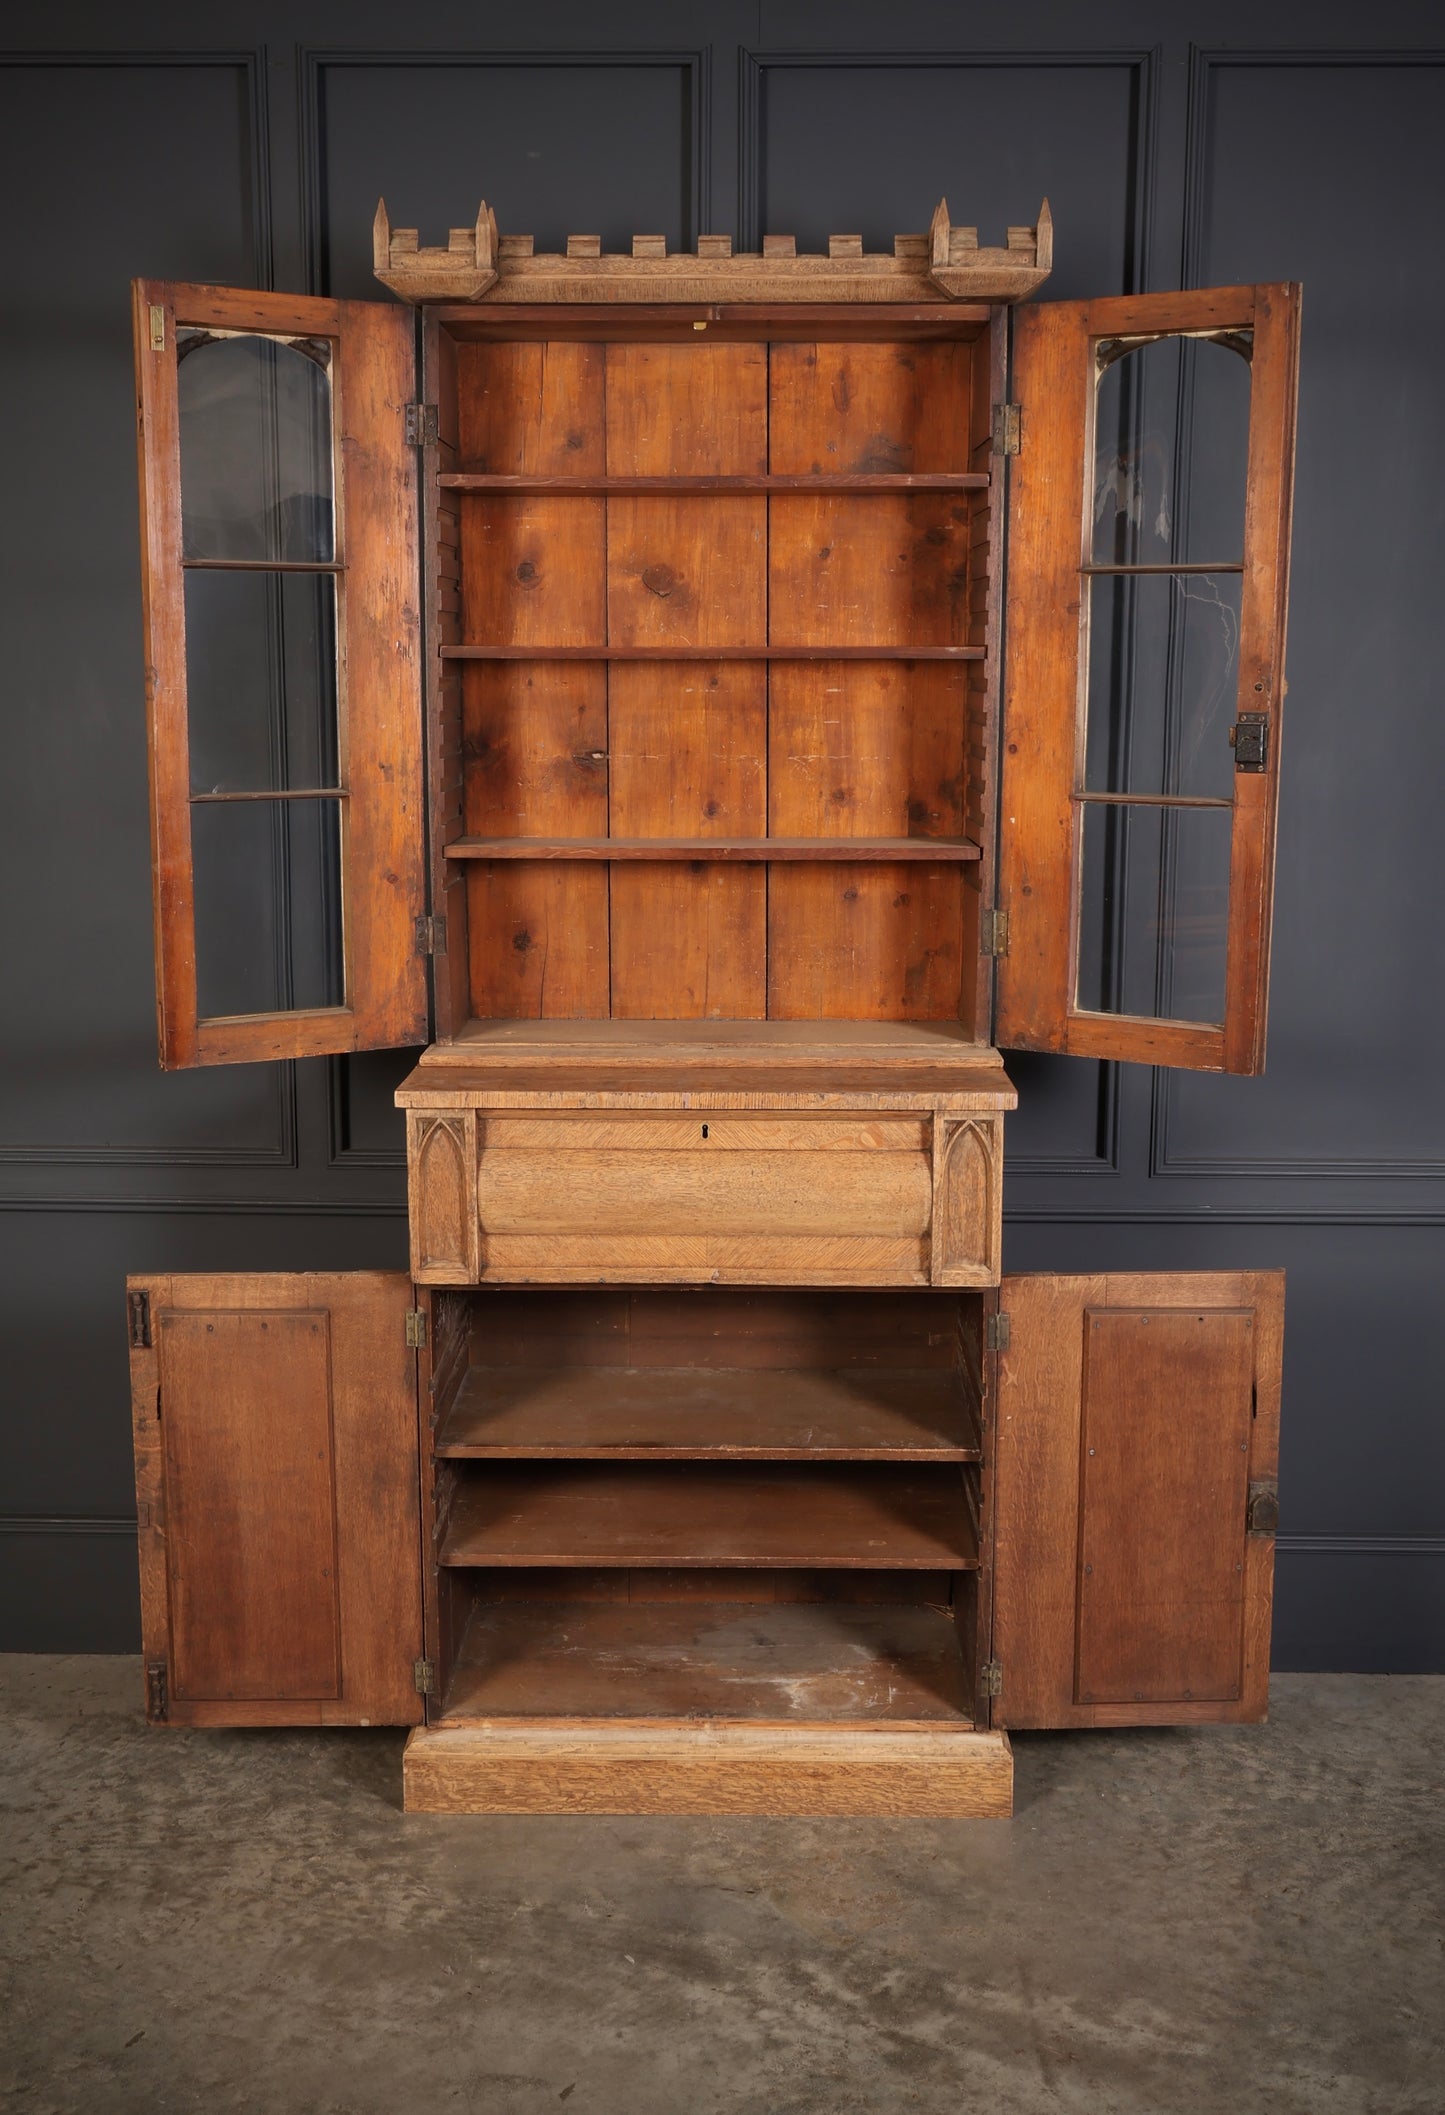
[125,195,1298,1816]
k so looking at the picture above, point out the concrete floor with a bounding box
[0,1661,1440,2114]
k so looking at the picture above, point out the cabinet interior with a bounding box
[424,1287,989,1729]
[428,311,997,1043]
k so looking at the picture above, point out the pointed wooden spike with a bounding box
[930,198,951,270]
[1035,198,1054,274]
[476,199,497,272]
[373,198,391,274]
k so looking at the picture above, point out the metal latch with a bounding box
[128,1289,152,1349]
[404,402,439,446]
[413,1658,436,1696]
[148,304,166,353]
[981,1660,1003,1698]
[1246,1480,1279,1535]
[991,403,1021,456]
[986,1312,1011,1352]
[1230,713,1270,772]
[981,908,1010,958]
[415,914,447,957]
[405,1310,428,1350]
[145,1661,168,1721]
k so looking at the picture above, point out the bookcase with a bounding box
[125,196,1298,1815]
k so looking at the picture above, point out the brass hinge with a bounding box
[981,1659,1003,1699]
[415,914,447,956]
[1246,1479,1279,1536]
[405,1309,428,1350]
[404,402,439,446]
[991,402,1021,456]
[145,1660,168,1721]
[1230,713,1270,773]
[981,907,1010,957]
[127,1288,152,1350]
[148,304,166,353]
[986,1312,1011,1352]
[413,1658,436,1696]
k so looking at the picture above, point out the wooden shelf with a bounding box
[443,835,982,863]
[441,644,985,661]
[436,1364,979,1461]
[441,472,989,493]
[440,1597,974,1724]
[439,1463,977,1570]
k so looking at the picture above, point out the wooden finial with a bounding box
[929,198,951,271]
[476,199,498,275]
[1035,199,1053,275]
[373,198,391,276]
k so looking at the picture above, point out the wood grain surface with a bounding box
[403,1720,1013,1816]
[440,1462,978,1569]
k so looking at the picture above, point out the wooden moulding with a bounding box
[373,196,1052,306]
[402,1721,1013,1817]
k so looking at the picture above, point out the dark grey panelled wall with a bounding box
[2,0,1441,1667]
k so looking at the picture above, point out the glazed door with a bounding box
[990,1271,1283,1728]
[127,1272,424,1726]
[133,282,426,1067]
[997,285,1301,1073]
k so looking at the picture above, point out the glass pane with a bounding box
[1076,802,1232,1026]
[177,332,334,562]
[1092,333,1251,567]
[1085,571,1241,801]
[192,799,344,1019]
[185,570,338,793]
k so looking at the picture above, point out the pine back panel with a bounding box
[447,324,994,1028]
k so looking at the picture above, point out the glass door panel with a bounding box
[998,284,1301,1074]
[134,282,426,1067]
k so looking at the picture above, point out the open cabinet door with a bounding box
[991,1272,1282,1728]
[997,285,1301,1073]
[127,1272,424,1726]
[133,282,426,1067]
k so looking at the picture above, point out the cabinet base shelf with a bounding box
[402,1720,1013,1817]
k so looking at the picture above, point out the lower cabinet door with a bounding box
[127,1271,424,1726]
[990,1271,1283,1728]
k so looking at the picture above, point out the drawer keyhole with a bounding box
[701,1123,709,1139]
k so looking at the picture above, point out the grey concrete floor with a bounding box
[0,1660,1441,2115]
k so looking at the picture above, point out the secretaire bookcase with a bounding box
[124,194,1299,1816]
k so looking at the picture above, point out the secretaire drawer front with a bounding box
[407,1106,1005,1288]
[477,1112,931,1285]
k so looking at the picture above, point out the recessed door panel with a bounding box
[159,1309,340,1703]
[1076,1307,1253,1706]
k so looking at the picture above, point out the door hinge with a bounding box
[405,402,439,446]
[413,1658,436,1696]
[986,1311,1011,1352]
[981,907,1010,957]
[1246,1479,1279,1536]
[981,1659,1003,1699]
[405,1309,428,1350]
[991,402,1021,456]
[148,303,166,353]
[127,1288,152,1350]
[1229,712,1270,772]
[415,914,447,957]
[145,1660,168,1721]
